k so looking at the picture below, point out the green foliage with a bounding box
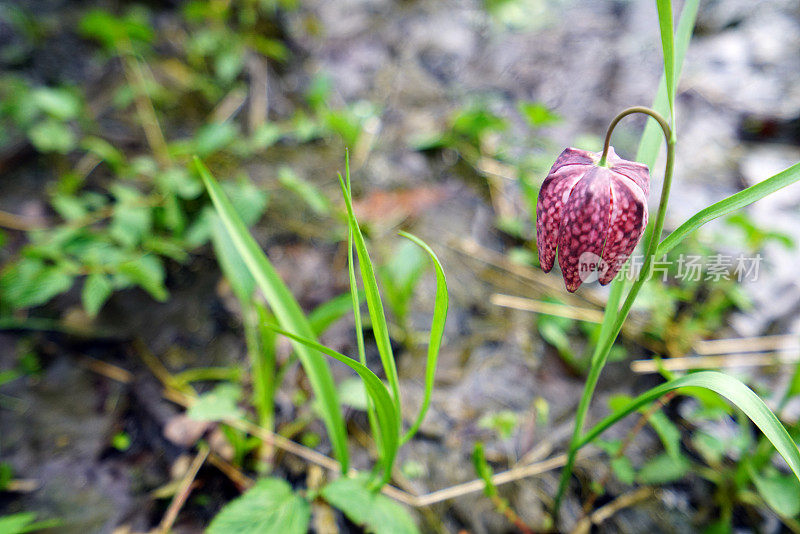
[321,475,419,534]
[207,478,310,534]
[197,157,350,470]
[478,410,519,441]
[0,513,60,534]
[0,0,362,321]
[187,383,246,422]
[749,466,800,518]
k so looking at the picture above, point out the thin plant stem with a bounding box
[553,107,675,518]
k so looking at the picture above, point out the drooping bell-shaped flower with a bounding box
[536,147,650,292]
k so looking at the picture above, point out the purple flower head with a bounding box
[536,147,650,292]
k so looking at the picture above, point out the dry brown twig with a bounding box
[156,445,210,534]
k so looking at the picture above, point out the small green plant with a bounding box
[196,153,448,532]
[544,1,800,528]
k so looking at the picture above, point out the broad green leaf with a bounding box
[338,170,401,417]
[28,119,76,154]
[82,273,113,317]
[637,452,690,484]
[398,231,448,444]
[267,326,399,483]
[222,177,269,227]
[379,238,428,324]
[157,167,202,199]
[31,87,81,120]
[658,161,800,256]
[611,456,635,485]
[321,475,419,534]
[207,478,310,534]
[78,9,154,50]
[187,383,245,421]
[579,371,800,484]
[118,255,168,301]
[81,136,125,172]
[193,122,238,156]
[196,157,349,470]
[749,466,800,518]
[338,376,369,411]
[518,101,560,128]
[109,186,152,248]
[0,259,73,309]
[648,410,682,460]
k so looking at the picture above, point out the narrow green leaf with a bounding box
[658,161,800,256]
[579,371,800,484]
[321,475,419,534]
[398,231,448,444]
[338,167,401,417]
[82,273,113,317]
[195,156,349,471]
[210,214,255,303]
[268,326,400,484]
[637,0,699,166]
[208,478,310,534]
[472,443,498,497]
[656,0,677,134]
[345,153,382,452]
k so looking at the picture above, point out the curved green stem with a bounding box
[552,106,675,519]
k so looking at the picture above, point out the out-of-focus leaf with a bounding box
[193,122,238,156]
[28,119,76,154]
[321,475,419,534]
[278,166,330,216]
[0,259,73,309]
[637,452,690,484]
[187,383,244,422]
[518,101,560,127]
[117,255,168,301]
[749,466,800,518]
[31,87,81,120]
[207,478,310,534]
[82,273,112,317]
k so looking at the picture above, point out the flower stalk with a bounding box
[552,106,675,519]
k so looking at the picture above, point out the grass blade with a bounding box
[637,0,699,166]
[398,231,448,445]
[195,156,350,471]
[578,371,800,483]
[656,0,677,134]
[337,164,402,418]
[268,326,400,484]
[345,158,382,449]
[658,161,800,256]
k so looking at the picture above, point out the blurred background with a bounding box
[2,0,800,532]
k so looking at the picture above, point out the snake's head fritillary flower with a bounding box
[536,147,650,292]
